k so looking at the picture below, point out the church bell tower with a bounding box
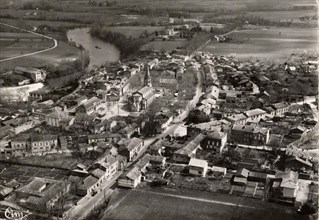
[144,64,152,87]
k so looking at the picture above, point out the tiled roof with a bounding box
[137,86,153,97]
[226,113,247,122]
[127,137,143,151]
[91,168,105,179]
[275,171,298,189]
[126,167,141,180]
[31,134,57,142]
[83,175,98,189]
[188,158,208,168]
[244,108,266,117]
[206,129,226,140]
[232,124,269,135]
[175,134,205,156]
[271,102,288,110]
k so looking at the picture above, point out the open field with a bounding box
[141,39,187,51]
[203,27,318,60]
[0,41,81,72]
[103,188,306,220]
[246,10,317,22]
[0,31,54,59]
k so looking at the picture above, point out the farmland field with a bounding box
[0,31,54,60]
[246,10,317,23]
[103,188,306,220]
[203,27,318,60]
[141,39,187,51]
[0,41,82,72]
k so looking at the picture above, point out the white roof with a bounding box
[188,158,208,168]
[211,166,227,173]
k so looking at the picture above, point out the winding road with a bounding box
[0,22,58,62]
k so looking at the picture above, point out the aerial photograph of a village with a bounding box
[0,0,318,219]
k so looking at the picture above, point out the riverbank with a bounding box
[67,27,120,70]
[89,25,151,59]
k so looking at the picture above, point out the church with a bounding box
[128,65,156,112]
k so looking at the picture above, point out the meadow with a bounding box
[203,27,318,60]
[0,31,54,60]
[103,188,306,220]
[141,39,187,51]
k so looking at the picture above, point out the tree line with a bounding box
[89,25,150,58]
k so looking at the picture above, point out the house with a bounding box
[225,113,247,125]
[76,97,104,115]
[45,108,68,127]
[233,177,248,186]
[14,67,46,82]
[72,114,96,131]
[289,126,307,139]
[118,167,142,188]
[0,185,13,200]
[244,108,266,122]
[76,96,88,105]
[2,117,35,134]
[149,155,166,168]
[263,106,276,117]
[211,166,227,177]
[202,129,227,152]
[149,139,164,156]
[29,89,50,101]
[271,102,289,116]
[30,135,58,155]
[236,168,250,178]
[88,120,106,134]
[87,133,106,144]
[230,124,270,145]
[188,158,208,177]
[187,120,222,136]
[275,171,298,198]
[118,125,136,139]
[15,177,70,212]
[285,156,312,171]
[119,137,143,162]
[248,171,268,183]
[78,175,99,196]
[173,134,205,163]
[90,155,119,188]
[10,134,30,156]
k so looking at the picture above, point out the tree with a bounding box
[299,200,317,215]
[187,109,210,124]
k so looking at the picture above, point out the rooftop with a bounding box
[244,108,266,117]
[188,158,208,168]
[232,124,269,135]
[175,134,205,156]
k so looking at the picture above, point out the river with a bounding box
[67,27,120,70]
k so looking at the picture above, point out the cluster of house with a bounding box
[0,67,47,86]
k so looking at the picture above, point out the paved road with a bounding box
[0,22,58,62]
